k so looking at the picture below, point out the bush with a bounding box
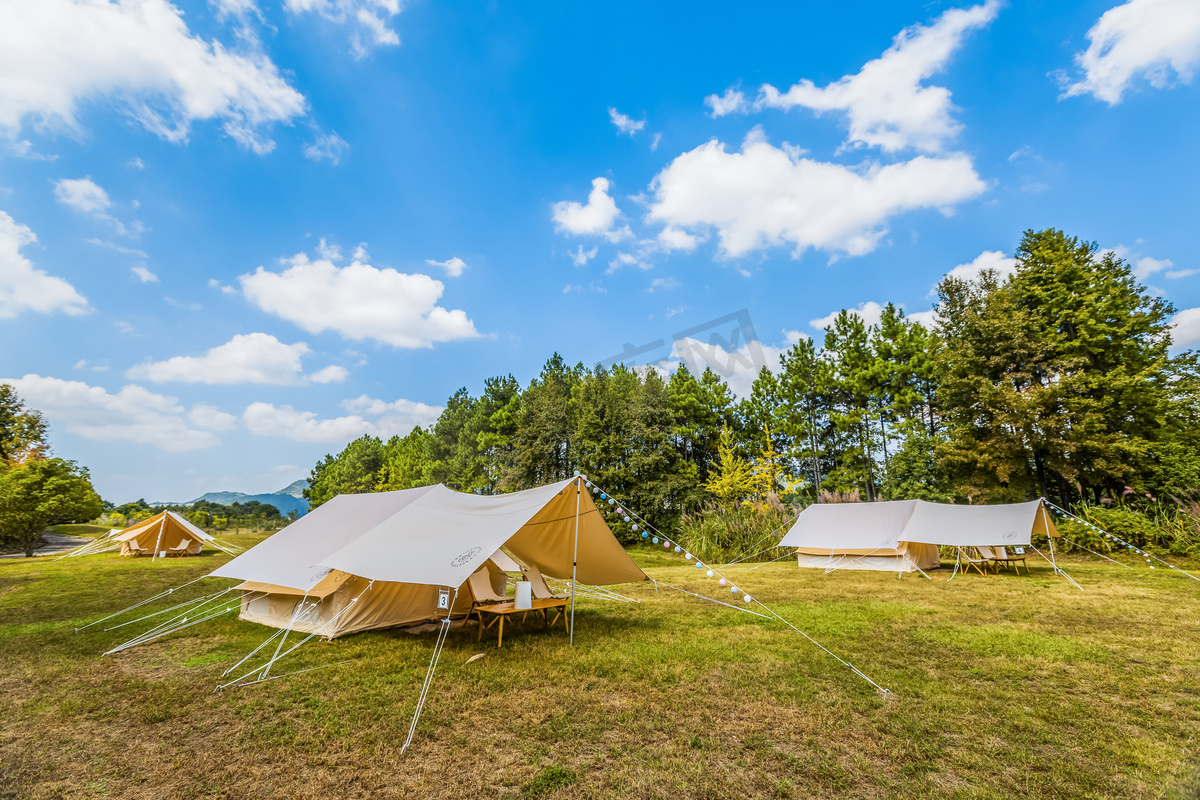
[1048,502,1200,558]
[674,502,794,564]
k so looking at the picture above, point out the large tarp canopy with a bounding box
[212,478,645,591]
[780,498,1059,551]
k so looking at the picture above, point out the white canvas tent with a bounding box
[210,477,646,638]
[779,499,1059,574]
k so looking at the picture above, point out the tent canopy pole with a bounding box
[570,476,580,646]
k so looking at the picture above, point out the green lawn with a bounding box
[1,545,1197,799]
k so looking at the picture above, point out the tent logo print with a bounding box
[450,547,483,567]
[880,538,896,548]
[1003,531,1018,540]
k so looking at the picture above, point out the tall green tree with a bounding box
[0,458,103,557]
[304,435,385,509]
[0,384,49,464]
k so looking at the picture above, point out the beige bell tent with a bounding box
[210,477,646,639]
[779,499,1059,574]
[117,510,211,557]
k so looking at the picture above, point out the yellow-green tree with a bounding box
[703,425,754,506]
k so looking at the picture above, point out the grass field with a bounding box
[1,543,1198,799]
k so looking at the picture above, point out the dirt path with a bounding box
[0,531,91,559]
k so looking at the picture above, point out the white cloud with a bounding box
[755,1,999,152]
[569,245,598,266]
[53,177,144,237]
[608,107,645,135]
[285,0,402,58]
[0,211,89,319]
[244,393,441,443]
[53,177,110,214]
[0,0,307,150]
[908,309,939,329]
[240,249,480,348]
[1167,268,1198,279]
[1061,0,1200,105]
[309,364,349,383]
[649,276,680,291]
[607,251,652,273]
[304,130,349,164]
[646,133,985,260]
[426,256,467,277]
[650,132,662,151]
[1,374,221,451]
[809,300,888,332]
[1171,307,1200,350]
[944,249,1017,284]
[87,239,147,258]
[316,238,342,261]
[127,157,144,169]
[1133,255,1173,280]
[782,329,809,345]
[656,226,701,252]
[666,336,786,399]
[130,265,159,283]
[552,177,631,242]
[188,403,238,431]
[705,87,748,117]
[125,332,333,385]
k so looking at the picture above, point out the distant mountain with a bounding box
[153,480,309,516]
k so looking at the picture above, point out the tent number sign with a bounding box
[437,588,451,610]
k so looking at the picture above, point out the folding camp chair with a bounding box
[982,545,1027,575]
[957,546,992,575]
[521,564,570,601]
[167,540,193,557]
[125,539,144,555]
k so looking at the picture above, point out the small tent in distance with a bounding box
[779,499,1059,574]
[59,512,244,560]
[211,477,646,639]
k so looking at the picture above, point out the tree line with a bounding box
[305,228,1200,539]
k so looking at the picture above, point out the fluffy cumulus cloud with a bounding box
[943,250,1017,284]
[1171,307,1200,350]
[608,107,645,135]
[426,256,467,277]
[239,248,480,348]
[664,336,788,399]
[1,374,223,451]
[0,211,89,319]
[243,394,442,443]
[285,0,402,58]
[705,88,748,117]
[646,132,985,259]
[0,0,306,152]
[1062,0,1200,105]
[809,300,889,332]
[124,332,340,385]
[552,177,630,242]
[751,1,999,152]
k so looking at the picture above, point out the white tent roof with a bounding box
[780,498,1056,550]
[899,500,1046,546]
[212,478,645,591]
[779,500,917,551]
[211,485,436,590]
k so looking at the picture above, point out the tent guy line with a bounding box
[1044,500,1200,584]
[583,476,893,698]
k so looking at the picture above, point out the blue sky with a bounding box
[1,0,1198,503]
